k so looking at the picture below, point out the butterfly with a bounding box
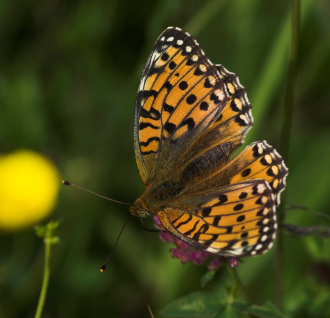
[129,27,288,258]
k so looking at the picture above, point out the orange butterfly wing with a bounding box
[156,141,287,257]
[130,27,288,258]
[135,27,229,185]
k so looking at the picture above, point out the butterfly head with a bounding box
[130,198,150,218]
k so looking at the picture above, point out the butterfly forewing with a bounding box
[131,27,288,259]
[135,27,228,185]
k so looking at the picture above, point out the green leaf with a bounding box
[237,301,285,318]
[231,298,249,311]
[212,305,240,318]
[211,298,248,318]
[200,270,216,287]
[161,291,223,317]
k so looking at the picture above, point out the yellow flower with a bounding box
[0,150,60,231]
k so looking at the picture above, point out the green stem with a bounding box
[276,0,300,309]
[34,221,60,318]
[34,238,52,318]
[228,265,243,298]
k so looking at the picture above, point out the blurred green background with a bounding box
[1,0,330,317]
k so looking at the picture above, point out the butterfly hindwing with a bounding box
[155,140,287,257]
[182,141,288,202]
[157,180,276,257]
[228,141,288,205]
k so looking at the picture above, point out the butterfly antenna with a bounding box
[100,215,131,272]
[62,180,131,206]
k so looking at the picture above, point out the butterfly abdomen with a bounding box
[181,142,232,183]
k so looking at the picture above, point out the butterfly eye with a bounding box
[141,209,150,218]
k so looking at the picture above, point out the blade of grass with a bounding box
[247,0,312,143]
[275,0,300,310]
[184,0,228,36]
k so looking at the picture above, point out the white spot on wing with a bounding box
[150,50,161,63]
[261,235,268,242]
[138,75,147,91]
[185,46,192,53]
[262,218,269,224]
[214,89,225,101]
[229,248,245,255]
[263,226,270,233]
[191,55,198,62]
[256,183,266,194]
[206,247,218,254]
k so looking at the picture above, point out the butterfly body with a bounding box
[130,27,288,258]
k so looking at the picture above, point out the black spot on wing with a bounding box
[186,94,197,105]
[180,118,195,130]
[176,214,192,227]
[141,150,158,155]
[210,92,222,104]
[239,192,248,199]
[183,221,198,235]
[140,137,160,147]
[169,61,177,70]
[139,90,158,100]
[204,77,214,88]
[213,216,221,226]
[161,52,169,61]
[230,99,240,112]
[194,67,205,76]
[202,207,212,217]
[163,103,175,113]
[234,204,244,211]
[139,122,159,130]
[186,58,195,66]
[164,122,176,133]
[235,114,248,126]
[179,81,188,90]
[199,101,209,111]
[218,195,228,204]
[140,106,161,120]
[236,215,245,222]
[164,81,173,90]
[241,168,251,177]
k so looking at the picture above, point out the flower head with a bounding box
[0,150,60,231]
[154,216,239,270]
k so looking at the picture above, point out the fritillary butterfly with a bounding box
[130,27,288,257]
